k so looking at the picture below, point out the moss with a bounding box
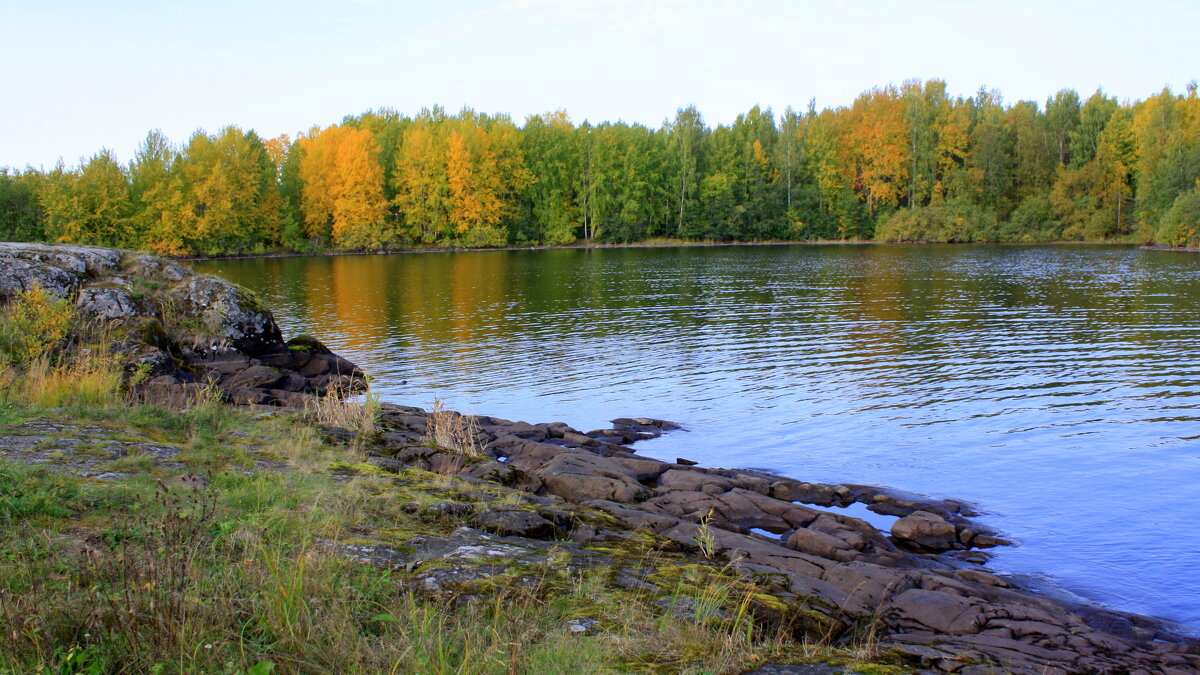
[286,334,327,353]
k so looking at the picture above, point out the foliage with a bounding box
[1155,186,1200,247]
[0,287,125,409]
[875,200,999,242]
[0,285,73,364]
[7,80,1200,251]
[0,169,45,241]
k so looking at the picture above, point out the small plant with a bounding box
[304,381,380,437]
[694,508,718,559]
[0,285,73,364]
[425,398,482,456]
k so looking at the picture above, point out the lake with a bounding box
[196,244,1200,630]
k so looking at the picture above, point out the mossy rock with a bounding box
[286,334,330,353]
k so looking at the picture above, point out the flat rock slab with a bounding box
[0,422,183,475]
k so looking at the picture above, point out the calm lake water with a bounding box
[196,244,1200,630]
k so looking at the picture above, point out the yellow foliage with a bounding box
[838,86,910,212]
[392,111,530,246]
[300,125,389,249]
[0,285,74,364]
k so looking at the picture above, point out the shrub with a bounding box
[0,285,73,364]
[0,285,124,408]
[875,200,999,243]
[1155,186,1200,248]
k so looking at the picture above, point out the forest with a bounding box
[2,79,1199,255]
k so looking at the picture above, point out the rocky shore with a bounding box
[1,242,1198,674]
[354,407,1199,674]
[0,241,366,407]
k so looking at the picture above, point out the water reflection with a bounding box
[197,245,1200,629]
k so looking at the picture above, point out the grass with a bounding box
[0,447,872,674]
[305,382,381,438]
[0,284,911,674]
[426,398,482,456]
[0,413,913,675]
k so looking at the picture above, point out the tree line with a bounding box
[2,79,1199,255]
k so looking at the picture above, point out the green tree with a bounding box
[521,110,582,244]
[668,105,707,235]
[0,169,45,241]
[128,130,176,248]
[41,150,132,246]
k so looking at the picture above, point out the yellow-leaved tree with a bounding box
[298,125,389,249]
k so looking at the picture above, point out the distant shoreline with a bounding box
[176,238,1149,263]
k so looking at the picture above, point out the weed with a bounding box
[425,398,482,456]
[0,462,78,522]
[106,452,155,473]
[305,382,380,438]
[694,508,718,559]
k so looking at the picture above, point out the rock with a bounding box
[786,527,853,560]
[882,588,983,634]
[0,244,366,408]
[367,456,402,473]
[427,501,475,517]
[76,286,142,320]
[168,275,283,351]
[744,665,867,675]
[534,450,651,503]
[769,480,851,507]
[560,431,597,446]
[955,569,1012,588]
[471,508,559,538]
[891,510,960,551]
[676,457,699,466]
[0,256,79,301]
[564,618,600,635]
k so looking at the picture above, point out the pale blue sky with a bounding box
[3,0,1196,169]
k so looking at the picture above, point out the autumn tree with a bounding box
[41,150,132,247]
[159,127,280,255]
[299,125,389,249]
[839,86,910,223]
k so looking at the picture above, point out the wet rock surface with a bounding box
[0,243,366,407]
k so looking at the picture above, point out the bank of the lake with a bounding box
[3,242,1199,674]
[195,243,1200,633]
[176,236,1151,264]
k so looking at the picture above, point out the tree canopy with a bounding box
[4,80,1200,254]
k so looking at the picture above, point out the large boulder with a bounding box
[0,243,366,407]
[167,275,283,352]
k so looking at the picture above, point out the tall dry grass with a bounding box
[305,383,380,437]
[0,285,123,409]
[425,398,482,456]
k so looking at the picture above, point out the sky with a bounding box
[3,0,1197,169]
